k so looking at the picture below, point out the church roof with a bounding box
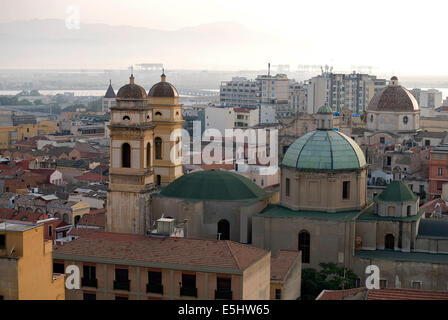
[317,105,333,114]
[116,75,147,100]
[104,81,116,98]
[159,170,267,201]
[148,74,178,98]
[376,181,418,202]
[367,79,419,112]
[281,130,366,171]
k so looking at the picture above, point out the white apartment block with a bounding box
[204,106,259,137]
[306,71,386,114]
[410,88,442,109]
[219,77,260,108]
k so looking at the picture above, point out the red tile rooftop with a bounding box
[317,288,448,300]
[54,232,269,271]
[270,250,300,281]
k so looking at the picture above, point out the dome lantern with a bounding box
[316,105,334,130]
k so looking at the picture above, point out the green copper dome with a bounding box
[160,170,268,201]
[317,105,333,114]
[282,130,366,170]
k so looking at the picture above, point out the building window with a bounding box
[387,157,391,166]
[412,281,421,289]
[425,140,430,147]
[380,137,385,144]
[407,205,412,216]
[216,277,232,300]
[122,116,130,120]
[83,292,96,300]
[180,274,197,297]
[146,143,151,168]
[53,262,65,274]
[147,271,163,295]
[380,279,387,289]
[122,143,131,168]
[0,234,5,249]
[275,288,282,300]
[298,230,310,264]
[217,219,230,240]
[385,234,395,250]
[438,168,443,176]
[155,111,162,116]
[115,295,128,300]
[403,116,408,124]
[342,181,350,200]
[114,268,130,291]
[82,265,97,288]
[285,178,290,197]
[155,137,162,160]
[48,225,53,238]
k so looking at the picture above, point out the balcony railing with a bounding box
[146,283,163,295]
[215,290,233,300]
[113,280,130,291]
[81,278,98,288]
[180,286,197,297]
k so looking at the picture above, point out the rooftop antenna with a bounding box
[268,63,270,76]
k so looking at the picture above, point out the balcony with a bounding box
[146,283,164,295]
[82,278,98,288]
[113,280,130,291]
[180,286,197,297]
[215,290,233,300]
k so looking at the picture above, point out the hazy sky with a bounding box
[1,0,448,74]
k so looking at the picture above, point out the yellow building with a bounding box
[0,221,65,300]
[0,122,58,149]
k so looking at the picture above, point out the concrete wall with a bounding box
[242,253,271,300]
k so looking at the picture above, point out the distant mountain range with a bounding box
[0,19,289,70]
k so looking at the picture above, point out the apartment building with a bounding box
[204,106,259,136]
[410,88,442,109]
[429,144,448,199]
[53,232,271,300]
[219,77,260,108]
[306,71,386,114]
[0,221,65,300]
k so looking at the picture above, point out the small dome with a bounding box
[148,73,179,98]
[367,81,419,112]
[116,75,147,100]
[317,105,333,114]
[282,130,366,170]
[159,170,267,201]
[391,76,398,81]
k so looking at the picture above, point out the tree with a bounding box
[301,262,358,300]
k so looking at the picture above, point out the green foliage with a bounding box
[301,262,358,300]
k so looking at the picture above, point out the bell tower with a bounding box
[147,72,184,186]
[106,75,156,235]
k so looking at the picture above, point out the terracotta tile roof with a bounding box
[420,198,448,217]
[54,232,269,271]
[75,172,106,182]
[68,227,103,237]
[367,288,448,300]
[77,213,105,228]
[270,250,300,281]
[316,287,367,300]
[0,209,48,223]
[90,208,105,215]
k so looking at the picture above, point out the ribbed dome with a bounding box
[367,80,419,112]
[159,170,267,201]
[148,74,179,98]
[282,130,366,170]
[116,75,147,100]
[317,105,333,114]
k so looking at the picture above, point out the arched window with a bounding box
[407,205,412,216]
[155,137,162,160]
[122,115,130,120]
[298,230,311,263]
[217,219,230,240]
[74,215,81,225]
[355,236,362,250]
[155,111,162,116]
[156,175,161,186]
[122,143,131,168]
[146,143,151,168]
[387,206,395,217]
[385,234,395,250]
